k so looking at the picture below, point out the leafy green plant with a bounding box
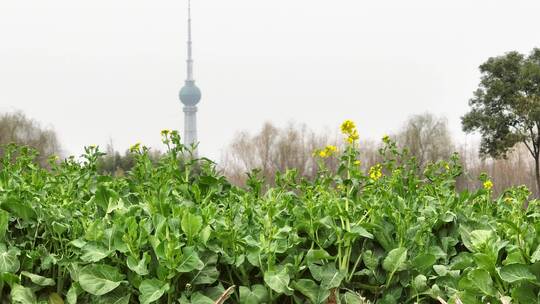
[0,123,539,303]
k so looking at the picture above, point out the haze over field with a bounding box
[1,0,540,160]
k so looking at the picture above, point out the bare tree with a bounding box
[221,122,337,185]
[0,111,62,166]
[395,113,454,170]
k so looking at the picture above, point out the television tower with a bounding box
[179,0,201,151]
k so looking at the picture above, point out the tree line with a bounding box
[2,47,539,197]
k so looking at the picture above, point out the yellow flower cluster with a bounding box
[483,180,493,190]
[130,142,142,152]
[317,145,338,158]
[382,135,390,143]
[161,129,171,136]
[369,164,383,180]
[341,120,359,144]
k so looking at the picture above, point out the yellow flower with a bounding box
[130,142,142,152]
[382,135,390,143]
[161,129,171,136]
[340,120,356,135]
[369,164,383,180]
[89,145,97,149]
[316,145,338,159]
[326,145,338,153]
[445,164,450,170]
[483,180,493,190]
[354,160,361,166]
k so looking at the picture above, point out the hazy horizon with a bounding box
[1,0,540,160]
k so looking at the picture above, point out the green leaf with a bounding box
[411,253,436,271]
[191,292,215,304]
[412,275,427,291]
[10,284,37,304]
[531,244,540,263]
[1,198,36,221]
[0,243,20,273]
[94,287,131,304]
[264,269,293,295]
[176,246,204,273]
[138,279,170,304]
[127,252,150,276]
[468,269,495,296]
[305,249,333,265]
[48,293,64,304]
[469,230,494,250]
[343,292,366,304]
[81,244,111,263]
[181,212,203,240]
[21,271,55,286]
[308,263,344,289]
[66,283,81,304]
[498,264,536,283]
[78,264,124,296]
[0,210,9,242]
[382,247,408,273]
[239,285,268,304]
[292,279,330,304]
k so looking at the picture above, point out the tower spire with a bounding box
[186,0,193,81]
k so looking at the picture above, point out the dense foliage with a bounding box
[1,126,540,304]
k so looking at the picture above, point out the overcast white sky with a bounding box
[1,0,539,160]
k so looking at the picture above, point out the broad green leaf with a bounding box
[1,272,20,287]
[66,283,80,304]
[382,247,408,273]
[181,212,203,240]
[412,274,427,291]
[81,244,111,263]
[511,282,537,303]
[21,271,55,286]
[411,253,436,271]
[1,198,36,221]
[292,279,330,304]
[191,265,219,285]
[138,279,170,304]
[191,292,214,304]
[498,264,536,283]
[308,264,344,289]
[94,287,131,304]
[10,284,37,304]
[469,230,494,250]
[343,292,366,304]
[127,252,150,276]
[0,243,20,273]
[177,246,204,273]
[347,225,374,239]
[239,285,268,304]
[264,269,293,294]
[362,250,378,270]
[78,264,124,296]
[468,269,495,296]
[48,293,64,304]
[305,249,333,265]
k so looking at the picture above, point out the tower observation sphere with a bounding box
[179,80,201,106]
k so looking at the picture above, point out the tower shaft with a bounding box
[183,106,197,147]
